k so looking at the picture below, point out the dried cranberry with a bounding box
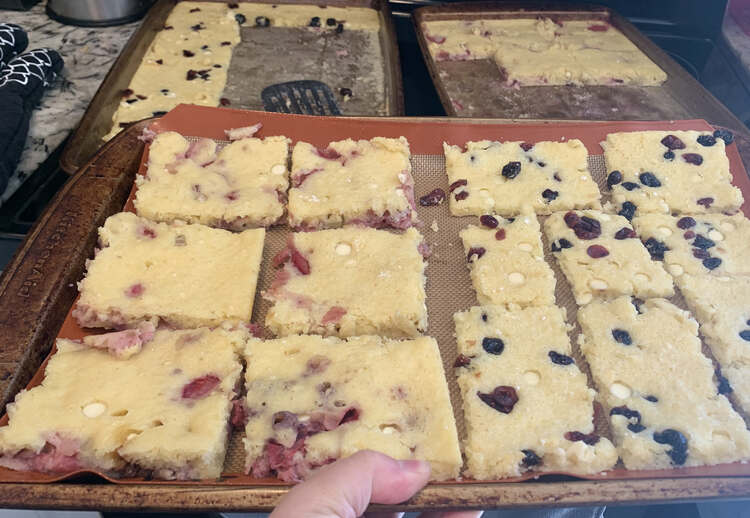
[663,150,675,160]
[703,257,722,270]
[645,395,659,402]
[553,173,561,182]
[653,429,688,465]
[693,235,715,249]
[125,283,144,297]
[697,135,716,147]
[565,431,600,445]
[696,197,713,208]
[537,161,546,167]
[339,87,352,97]
[588,24,609,31]
[639,172,661,187]
[121,88,134,97]
[660,135,686,150]
[220,97,230,106]
[574,216,602,240]
[551,238,573,252]
[191,22,205,30]
[336,23,344,34]
[156,59,163,64]
[186,69,198,80]
[305,355,331,375]
[548,351,574,365]
[614,227,636,240]
[684,230,695,239]
[183,49,195,57]
[234,14,246,24]
[482,337,504,355]
[502,161,522,179]
[542,189,558,201]
[454,190,469,201]
[587,244,609,258]
[520,142,533,151]
[606,170,622,188]
[467,246,486,262]
[315,147,342,160]
[610,406,644,433]
[739,330,750,341]
[481,313,488,322]
[477,386,518,414]
[255,15,270,27]
[521,449,542,467]
[692,248,710,259]
[713,129,734,145]
[621,182,640,191]
[612,329,632,345]
[495,229,506,240]
[682,153,703,165]
[677,217,696,229]
[644,237,669,260]
[189,7,201,12]
[448,179,467,192]
[309,16,321,27]
[418,188,446,206]
[182,374,220,399]
[564,211,580,228]
[480,214,499,228]
[454,354,472,368]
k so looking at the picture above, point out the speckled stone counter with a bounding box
[0,2,139,203]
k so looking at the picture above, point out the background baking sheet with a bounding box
[2,106,750,490]
[59,0,403,175]
[413,2,749,135]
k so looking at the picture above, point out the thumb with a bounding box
[270,450,432,518]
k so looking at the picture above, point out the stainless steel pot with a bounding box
[46,0,155,27]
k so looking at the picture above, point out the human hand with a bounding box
[270,450,482,518]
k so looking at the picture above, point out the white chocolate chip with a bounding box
[271,164,286,175]
[589,279,608,291]
[708,229,724,241]
[82,402,107,418]
[126,433,138,442]
[634,273,650,284]
[335,243,351,256]
[668,264,684,276]
[517,243,533,252]
[658,226,672,236]
[508,272,525,285]
[610,382,631,399]
[578,292,593,305]
[398,173,407,183]
[380,425,399,434]
[523,370,540,385]
[430,220,439,232]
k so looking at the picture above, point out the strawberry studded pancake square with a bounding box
[264,227,427,338]
[73,212,265,330]
[242,334,461,482]
[0,327,246,480]
[287,137,418,231]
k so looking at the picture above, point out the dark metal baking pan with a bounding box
[413,2,749,135]
[59,0,403,174]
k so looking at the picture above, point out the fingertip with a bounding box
[370,454,431,505]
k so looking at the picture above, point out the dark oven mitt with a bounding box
[0,23,28,66]
[0,47,63,194]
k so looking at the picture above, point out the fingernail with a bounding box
[397,459,430,474]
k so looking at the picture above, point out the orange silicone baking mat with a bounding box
[1,105,750,486]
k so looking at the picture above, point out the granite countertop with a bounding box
[0,2,139,203]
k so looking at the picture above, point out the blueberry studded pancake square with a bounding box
[632,213,750,279]
[543,210,673,305]
[459,213,556,308]
[602,130,743,217]
[444,139,601,217]
[578,297,750,470]
[453,305,617,479]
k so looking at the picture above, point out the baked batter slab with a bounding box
[0,327,246,480]
[632,213,750,279]
[543,210,673,305]
[423,18,666,86]
[444,139,601,216]
[578,297,750,470]
[288,137,418,230]
[603,130,743,216]
[678,275,750,416]
[232,3,379,30]
[459,213,556,308]
[73,212,265,330]
[135,131,290,229]
[264,227,427,338]
[107,2,241,139]
[243,334,461,482]
[454,305,618,479]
